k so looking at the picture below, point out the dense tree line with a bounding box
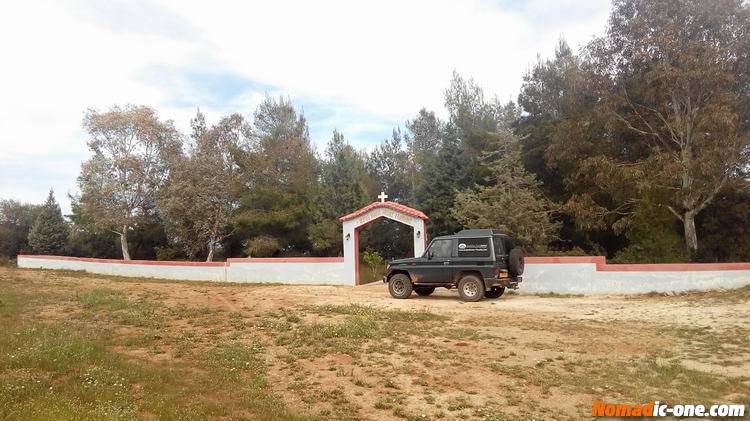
[1,0,748,263]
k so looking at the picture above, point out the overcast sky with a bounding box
[0,0,611,214]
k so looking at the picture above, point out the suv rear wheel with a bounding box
[485,287,505,299]
[457,275,484,302]
[414,286,435,296]
[388,274,413,299]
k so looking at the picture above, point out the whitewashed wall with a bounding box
[16,255,750,293]
[522,263,750,294]
[226,258,349,285]
[17,255,348,285]
[18,256,227,282]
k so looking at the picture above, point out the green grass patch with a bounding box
[487,354,750,406]
[310,304,448,322]
[0,323,137,420]
[567,357,750,405]
[0,269,311,420]
[0,324,306,421]
[76,289,129,310]
[269,305,450,358]
[75,288,164,329]
[275,316,380,358]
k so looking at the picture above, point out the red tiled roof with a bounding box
[339,201,429,222]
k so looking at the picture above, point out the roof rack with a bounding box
[456,229,506,236]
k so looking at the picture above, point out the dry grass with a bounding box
[1,266,748,420]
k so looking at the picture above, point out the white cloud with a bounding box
[0,0,610,213]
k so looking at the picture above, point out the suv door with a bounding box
[411,238,454,284]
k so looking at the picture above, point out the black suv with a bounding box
[383,229,524,302]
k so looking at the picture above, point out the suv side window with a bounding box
[428,239,452,258]
[456,237,491,257]
[493,236,505,256]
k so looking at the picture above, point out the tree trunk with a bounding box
[120,226,131,261]
[683,212,698,261]
[206,241,215,262]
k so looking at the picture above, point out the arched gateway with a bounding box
[339,193,429,285]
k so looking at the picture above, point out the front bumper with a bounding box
[485,276,522,289]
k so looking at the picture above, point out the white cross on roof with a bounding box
[378,192,388,203]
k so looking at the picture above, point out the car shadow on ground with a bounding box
[405,294,515,302]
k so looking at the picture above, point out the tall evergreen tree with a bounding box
[367,129,413,203]
[414,130,469,237]
[28,190,69,255]
[405,109,442,173]
[234,96,317,256]
[360,130,415,258]
[517,39,583,196]
[452,133,560,251]
[308,130,370,255]
[517,38,617,254]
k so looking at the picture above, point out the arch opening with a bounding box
[340,199,428,285]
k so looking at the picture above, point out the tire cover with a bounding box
[508,247,525,276]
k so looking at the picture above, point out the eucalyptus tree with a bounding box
[586,0,750,258]
[75,105,181,260]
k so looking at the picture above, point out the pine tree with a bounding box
[451,133,559,251]
[234,96,318,256]
[308,130,370,255]
[28,190,69,255]
[414,131,469,237]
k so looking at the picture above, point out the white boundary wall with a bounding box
[16,255,750,293]
[522,260,750,294]
[17,255,349,285]
[226,258,349,285]
[18,256,227,282]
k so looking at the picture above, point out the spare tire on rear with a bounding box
[508,247,525,277]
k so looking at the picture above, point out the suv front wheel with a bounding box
[388,274,413,299]
[457,275,484,302]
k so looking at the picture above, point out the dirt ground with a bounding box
[1,266,749,420]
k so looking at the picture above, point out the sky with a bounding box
[0,0,611,214]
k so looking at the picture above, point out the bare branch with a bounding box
[666,205,684,222]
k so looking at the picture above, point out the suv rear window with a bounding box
[493,236,514,256]
[456,238,490,257]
